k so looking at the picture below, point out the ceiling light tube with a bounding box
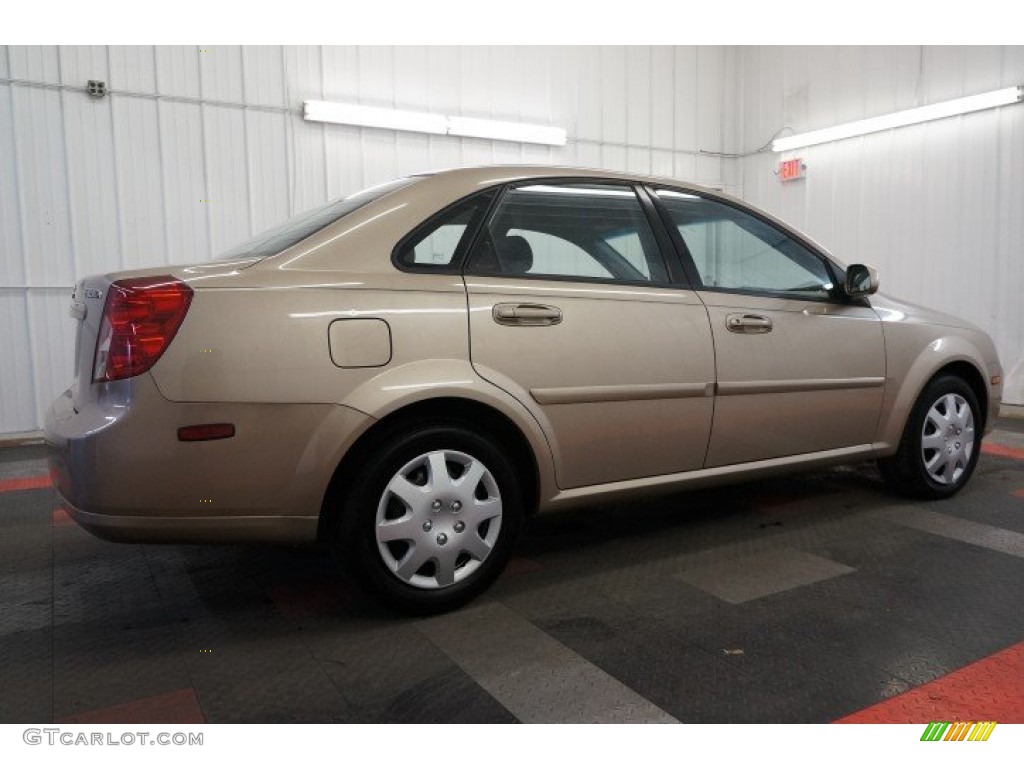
[772,85,1024,153]
[302,100,567,147]
[303,100,448,136]
[447,116,567,146]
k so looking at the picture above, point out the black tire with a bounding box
[327,420,524,614]
[878,373,982,499]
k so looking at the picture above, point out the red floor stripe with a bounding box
[983,442,1024,461]
[835,640,1024,723]
[52,508,74,527]
[58,687,205,724]
[1012,488,1024,499]
[0,474,52,492]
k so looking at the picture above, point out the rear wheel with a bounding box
[879,374,981,499]
[329,422,523,614]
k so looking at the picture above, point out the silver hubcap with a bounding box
[375,449,502,589]
[921,393,975,486]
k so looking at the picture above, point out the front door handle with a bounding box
[726,313,773,334]
[493,303,563,326]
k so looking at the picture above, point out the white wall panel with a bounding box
[112,96,167,268]
[734,45,1024,404]
[158,101,209,263]
[650,47,675,151]
[202,105,251,254]
[425,47,460,117]
[27,291,76,428]
[199,45,244,104]
[58,46,108,87]
[245,111,290,235]
[673,47,698,153]
[242,46,286,107]
[576,47,602,143]
[108,46,156,93]
[154,46,200,99]
[650,149,674,179]
[694,47,725,186]
[600,47,628,146]
[323,123,364,201]
[321,46,360,103]
[0,44,733,434]
[288,115,327,214]
[11,85,73,286]
[627,47,652,149]
[283,45,322,103]
[62,89,121,277]
[0,83,25,287]
[7,45,60,84]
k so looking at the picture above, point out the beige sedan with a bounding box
[46,166,1003,612]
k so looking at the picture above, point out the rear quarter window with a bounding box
[217,177,416,261]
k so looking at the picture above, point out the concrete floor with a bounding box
[1,422,1023,723]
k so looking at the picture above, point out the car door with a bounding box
[463,181,716,489]
[651,188,886,467]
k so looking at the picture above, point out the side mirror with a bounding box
[844,264,879,298]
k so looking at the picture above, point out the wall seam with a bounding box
[4,46,39,433]
[105,46,127,271]
[152,46,172,266]
[197,45,214,259]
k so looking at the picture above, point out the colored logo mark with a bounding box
[921,721,997,741]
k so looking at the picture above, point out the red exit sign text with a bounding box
[778,158,805,182]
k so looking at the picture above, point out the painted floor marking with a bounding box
[677,547,855,604]
[0,475,51,493]
[879,506,1024,559]
[836,640,1024,723]
[0,459,48,481]
[417,600,678,724]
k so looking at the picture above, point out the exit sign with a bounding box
[778,158,805,182]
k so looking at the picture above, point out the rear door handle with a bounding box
[726,313,773,333]
[493,303,563,326]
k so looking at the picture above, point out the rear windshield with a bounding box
[216,177,416,260]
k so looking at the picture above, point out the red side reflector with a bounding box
[177,424,235,442]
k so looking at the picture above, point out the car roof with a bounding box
[408,164,724,196]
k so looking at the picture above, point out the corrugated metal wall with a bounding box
[0,45,733,435]
[734,46,1024,404]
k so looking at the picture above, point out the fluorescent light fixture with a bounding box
[303,100,567,147]
[772,86,1023,153]
[447,116,566,146]
[303,100,447,135]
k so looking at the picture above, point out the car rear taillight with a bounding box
[93,276,193,382]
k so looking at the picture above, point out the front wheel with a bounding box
[329,422,524,614]
[878,374,982,499]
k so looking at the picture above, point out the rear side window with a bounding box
[394,192,496,270]
[465,183,669,284]
[217,177,415,261]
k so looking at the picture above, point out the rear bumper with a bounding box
[45,374,372,545]
[56,490,317,544]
